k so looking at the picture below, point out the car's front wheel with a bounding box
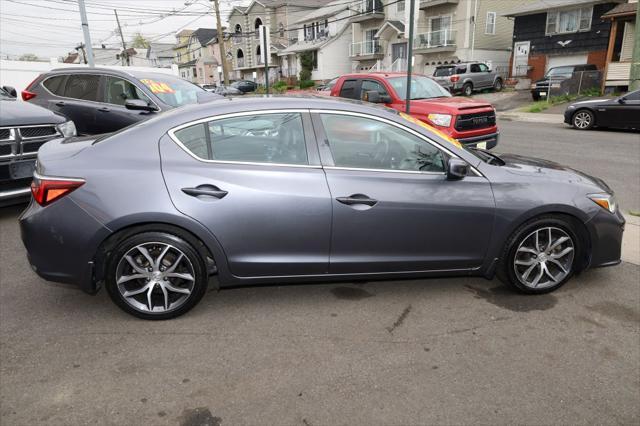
[493,78,503,92]
[572,109,595,130]
[499,216,581,294]
[105,232,208,320]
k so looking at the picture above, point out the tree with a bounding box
[299,51,315,88]
[19,53,39,61]
[130,33,149,49]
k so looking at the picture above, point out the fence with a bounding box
[0,59,179,97]
[540,70,602,99]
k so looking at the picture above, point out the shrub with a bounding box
[299,80,315,89]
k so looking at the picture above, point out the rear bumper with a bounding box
[585,208,625,268]
[20,196,111,293]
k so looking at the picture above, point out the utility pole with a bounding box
[114,10,130,66]
[78,0,94,66]
[470,0,478,61]
[212,0,229,85]
[405,0,416,113]
[630,1,640,91]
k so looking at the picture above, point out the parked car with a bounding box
[200,84,217,92]
[214,85,244,97]
[330,72,498,149]
[23,68,220,135]
[230,80,258,93]
[531,64,597,101]
[564,89,640,130]
[20,97,623,319]
[315,77,338,96]
[433,62,503,96]
[0,86,75,206]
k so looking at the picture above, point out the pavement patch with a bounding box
[178,407,221,426]
[386,305,412,334]
[330,286,374,300]
[465,284,557,312]
[586,301,640,324]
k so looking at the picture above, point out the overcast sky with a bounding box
[0,0,249,59]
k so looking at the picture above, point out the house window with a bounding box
[546,6,592,35]
[397,1,405,13]
[485,12,496,35]
[279,23,285,38]
[312,50,318,71]
[193,67,197,77]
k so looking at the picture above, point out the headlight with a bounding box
[427,113,452,127]
[57,120,77,137]
[530,84,537,89]
[588,193,617,213]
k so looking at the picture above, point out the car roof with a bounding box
[47,67,185,81]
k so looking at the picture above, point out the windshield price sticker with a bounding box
[399,112,463,149]
[140,79,176,94]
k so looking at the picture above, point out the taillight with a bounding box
[450,75,460,83]
[21,74,41,101]
[31,175,85,206]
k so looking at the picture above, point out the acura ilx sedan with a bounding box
[20,97,624,319]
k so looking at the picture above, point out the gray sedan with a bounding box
[20,97,624,319]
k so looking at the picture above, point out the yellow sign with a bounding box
[140,79,176,94]
[399,112,463,149]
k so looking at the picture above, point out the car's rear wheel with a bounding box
[462,83,473,96]
[498,216,580,294]
[493,78,503,92]
[105,232,208,320]
[572,109,595,130]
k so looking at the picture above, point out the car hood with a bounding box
[498,153,611,192]
[0,100,67,127]
[408,96,493,114]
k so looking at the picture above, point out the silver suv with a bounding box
[433,62,503,96]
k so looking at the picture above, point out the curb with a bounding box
[497,112,565,124]
[622,214,639,266]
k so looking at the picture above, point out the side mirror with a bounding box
[618,97,626,104]
[2,86,17,97]
[380,94,392,103]
[364,90,382,103]
[447,158,469,180]
[125,99,158,112]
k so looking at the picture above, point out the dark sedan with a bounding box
[23,67,219,135]
[20,97,624,319]
[230,80,258,93]
[564,89,640,130]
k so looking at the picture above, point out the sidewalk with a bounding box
[622,214,640,266]
[497,111,565,124]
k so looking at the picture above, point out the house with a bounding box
[601,1,638,91]
[63,46,138,66]
[174,29,195,66]
[504,0,625,83]
[173,28,220,84]
[277,0,353,82]
[146,43,175,68]
[350,0,514,76]
[227,0,335,84]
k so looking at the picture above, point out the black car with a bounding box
[23,68,219,135]
[0,86,75,205]
[564,89,640,130]
[214,85,244,96]
[230,80,258,93]
[531,64,597,100]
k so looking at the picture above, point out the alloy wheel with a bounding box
[513,227,574,289]
[115,242,196,313]
[573,111,592,129]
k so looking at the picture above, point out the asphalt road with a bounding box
[1,121,639,426]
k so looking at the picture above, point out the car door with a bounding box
[470,63,491,88]
[312,111,495,273]
[97,75,159,133]
[598,91,640,129]
[160,110,332,277]
[54,74,102,135]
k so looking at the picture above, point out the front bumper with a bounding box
[563,108,575,125]
[457,132,499,150]
[585,207,625,268]
[0,158,36,206]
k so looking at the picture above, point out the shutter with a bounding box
[620,21,635,61]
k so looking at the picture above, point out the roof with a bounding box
[191,28,218,47]
[375,20,405,38]
[601,2,638,18]
[63,52,79,63]
[503,0,624,17]
[178,59,198,67]
[147,43,174,59]
[176,29,194,37]
[293,0,350,24]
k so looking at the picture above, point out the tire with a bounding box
[105,232,209,320]
[532,93,541,101]
[497,216,582,294]
[462,83,473,96]
[493,78,503,92]
[572,109,595,130]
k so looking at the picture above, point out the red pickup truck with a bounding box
[330,72,498,149]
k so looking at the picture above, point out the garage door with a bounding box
[546,54,588,71]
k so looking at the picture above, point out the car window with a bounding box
[361,80,388,100]
[456,66,467,74]
[434,67,455,77]
[387,75,451,100]
[546,66,574,78]
[320,114,445,172]
[138,75,206,108]
[104,76,151,106]
[339,79,360,99]
[42,75,67,96]
[64,74,100,101]
[478,63,488,72]
[470,64,481,73]
[173,113,308,165]
[624,90,640,101]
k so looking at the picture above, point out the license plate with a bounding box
[539,91,547,96]
[10,160,36,179]
[476,142,487,150]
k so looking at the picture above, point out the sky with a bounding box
[0,0,250,59]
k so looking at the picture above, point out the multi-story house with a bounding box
[174,28,219,83]
[504,0,624,83]
[350,0,514,76]
[277,0,353,81]
[227,0,335,84]
[145,43,175,68]
[174,29,195,65]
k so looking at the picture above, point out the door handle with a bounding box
[98,107,110,112]
[182,185,228,199]
[55,101,65,107]
[336,194,378,207]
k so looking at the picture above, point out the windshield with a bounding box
[138,75,206,108]
[387,76,451,100]
[434,67,455,77]
[546,66,574,78]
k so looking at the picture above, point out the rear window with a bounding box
[434,67,455,77]
[42,75,67,95]
[64,74,100,101]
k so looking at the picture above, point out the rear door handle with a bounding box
[55,101,65,107]
[182,185,228,199]
[336,194,378,207]
[98,107,110,112]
